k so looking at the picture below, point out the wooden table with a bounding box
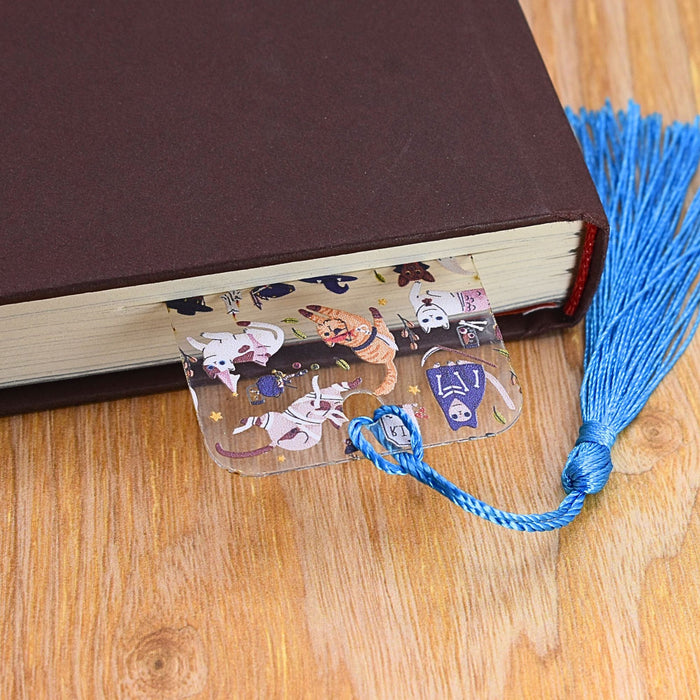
[3,1,700,696]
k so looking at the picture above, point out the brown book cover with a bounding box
[0,0,607,414]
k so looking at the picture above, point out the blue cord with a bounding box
[348,102,700,531]
[349,405,589,532]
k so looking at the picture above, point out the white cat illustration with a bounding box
[409,281,490,332]
[186,321,285,394]
[215,375,362,458]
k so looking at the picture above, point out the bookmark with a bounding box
[167,256,521,476]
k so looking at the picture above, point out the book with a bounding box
[0,0,608,416]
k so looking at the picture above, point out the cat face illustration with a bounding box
[447,398,473,424]
[318,318,351,346]
[417,305,450,331]
[204,355,236,374]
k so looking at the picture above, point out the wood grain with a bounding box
[3,1,700,697]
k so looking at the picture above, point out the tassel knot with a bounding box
[561,422,617,494]
[575,421,617,449]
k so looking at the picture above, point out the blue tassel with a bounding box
[348,101,700,531]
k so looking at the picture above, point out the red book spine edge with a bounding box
[563,221,599,317]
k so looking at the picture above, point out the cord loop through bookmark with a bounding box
[348,404,424,476]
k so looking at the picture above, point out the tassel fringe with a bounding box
[348,101,700,531]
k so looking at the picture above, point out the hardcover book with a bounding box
[0,0,608,415]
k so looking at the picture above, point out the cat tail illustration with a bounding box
[215,443,274,459]
[374,358,398,396]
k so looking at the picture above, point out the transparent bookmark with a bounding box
[167,255,522,475]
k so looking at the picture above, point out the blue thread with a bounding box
[348,101,700,530]
[348,405,586,532]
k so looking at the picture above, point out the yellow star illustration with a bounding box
[277,455,286,462]
[377,298,388,305]
[408,385,421,395]
[209,411,223,422]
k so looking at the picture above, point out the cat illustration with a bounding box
[186,321,285,394]
[409,281,490,332]
[215,375,362,458]
[425,360,516,430]
[298,304,398,395]
[393,262,435,287]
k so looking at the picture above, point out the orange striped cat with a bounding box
[299,305,398,395]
